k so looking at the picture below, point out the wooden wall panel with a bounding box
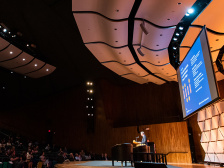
[0,80,192,163]
[99,80,183,127]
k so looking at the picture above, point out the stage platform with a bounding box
[55,161,219,168]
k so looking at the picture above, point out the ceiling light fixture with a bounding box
[9,51,13,54]
[179,27,184,30]
[22,58,25,61]
[140,20,148,35]
[137,21,145,56]
[188,8,194,14]
[34,64,37,67]
[137,47,144,56]
[3,29,7,32]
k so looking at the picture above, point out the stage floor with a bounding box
[55,161,219,168]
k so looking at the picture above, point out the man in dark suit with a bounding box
[141,131,147,145]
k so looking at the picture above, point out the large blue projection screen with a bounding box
[177,27,219,118]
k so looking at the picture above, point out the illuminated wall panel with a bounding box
[198,100,224,163]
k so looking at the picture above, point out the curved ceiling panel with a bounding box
[142,63,176,77]
[122,74,148,84]
[0,37,10,50]
[133,20,175,50]
[26,64,56,78]
[134,46,170,65]
[0,45,22,61]
[170,75,178,82]
[155,73,177,82]
[72,0,134,19]
[103,62,133,76]
[192,0,224,33]
[86,44,135,64]
[142,74,166,85]
[0,52,33,69]
[212,62,224,82]
[124,64,148,77]
[216,72,224,82]
[211,50,219,62]
[179,47,190,61]
[136,0,196,27]
[181,27,201,47]
[181,27,224,51]
[74,13,128,47]
[12,58,45,74]
[103,62,148,77]
[213,63,218,72]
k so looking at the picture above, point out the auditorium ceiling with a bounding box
[73,0,224,84]
[0,0,224,108]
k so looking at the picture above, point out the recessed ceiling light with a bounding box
[27,44,29,47]
[173,37,177,41]
[8,32,11,34]
[188,8,194,14]
[2,87,5,89]
[185,13,190,16]
[9,51,13,54]
[34,64,37,67]
[179,27,184,30]
[173,47,177,50]
[46,69,49,71]
[11,72,13,74]
[176,33,180,36]
[22,58,26,61]
[3,29,7,32]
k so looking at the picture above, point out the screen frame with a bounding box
[177,26,220,120]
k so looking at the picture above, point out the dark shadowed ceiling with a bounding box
[0,0,136,109]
